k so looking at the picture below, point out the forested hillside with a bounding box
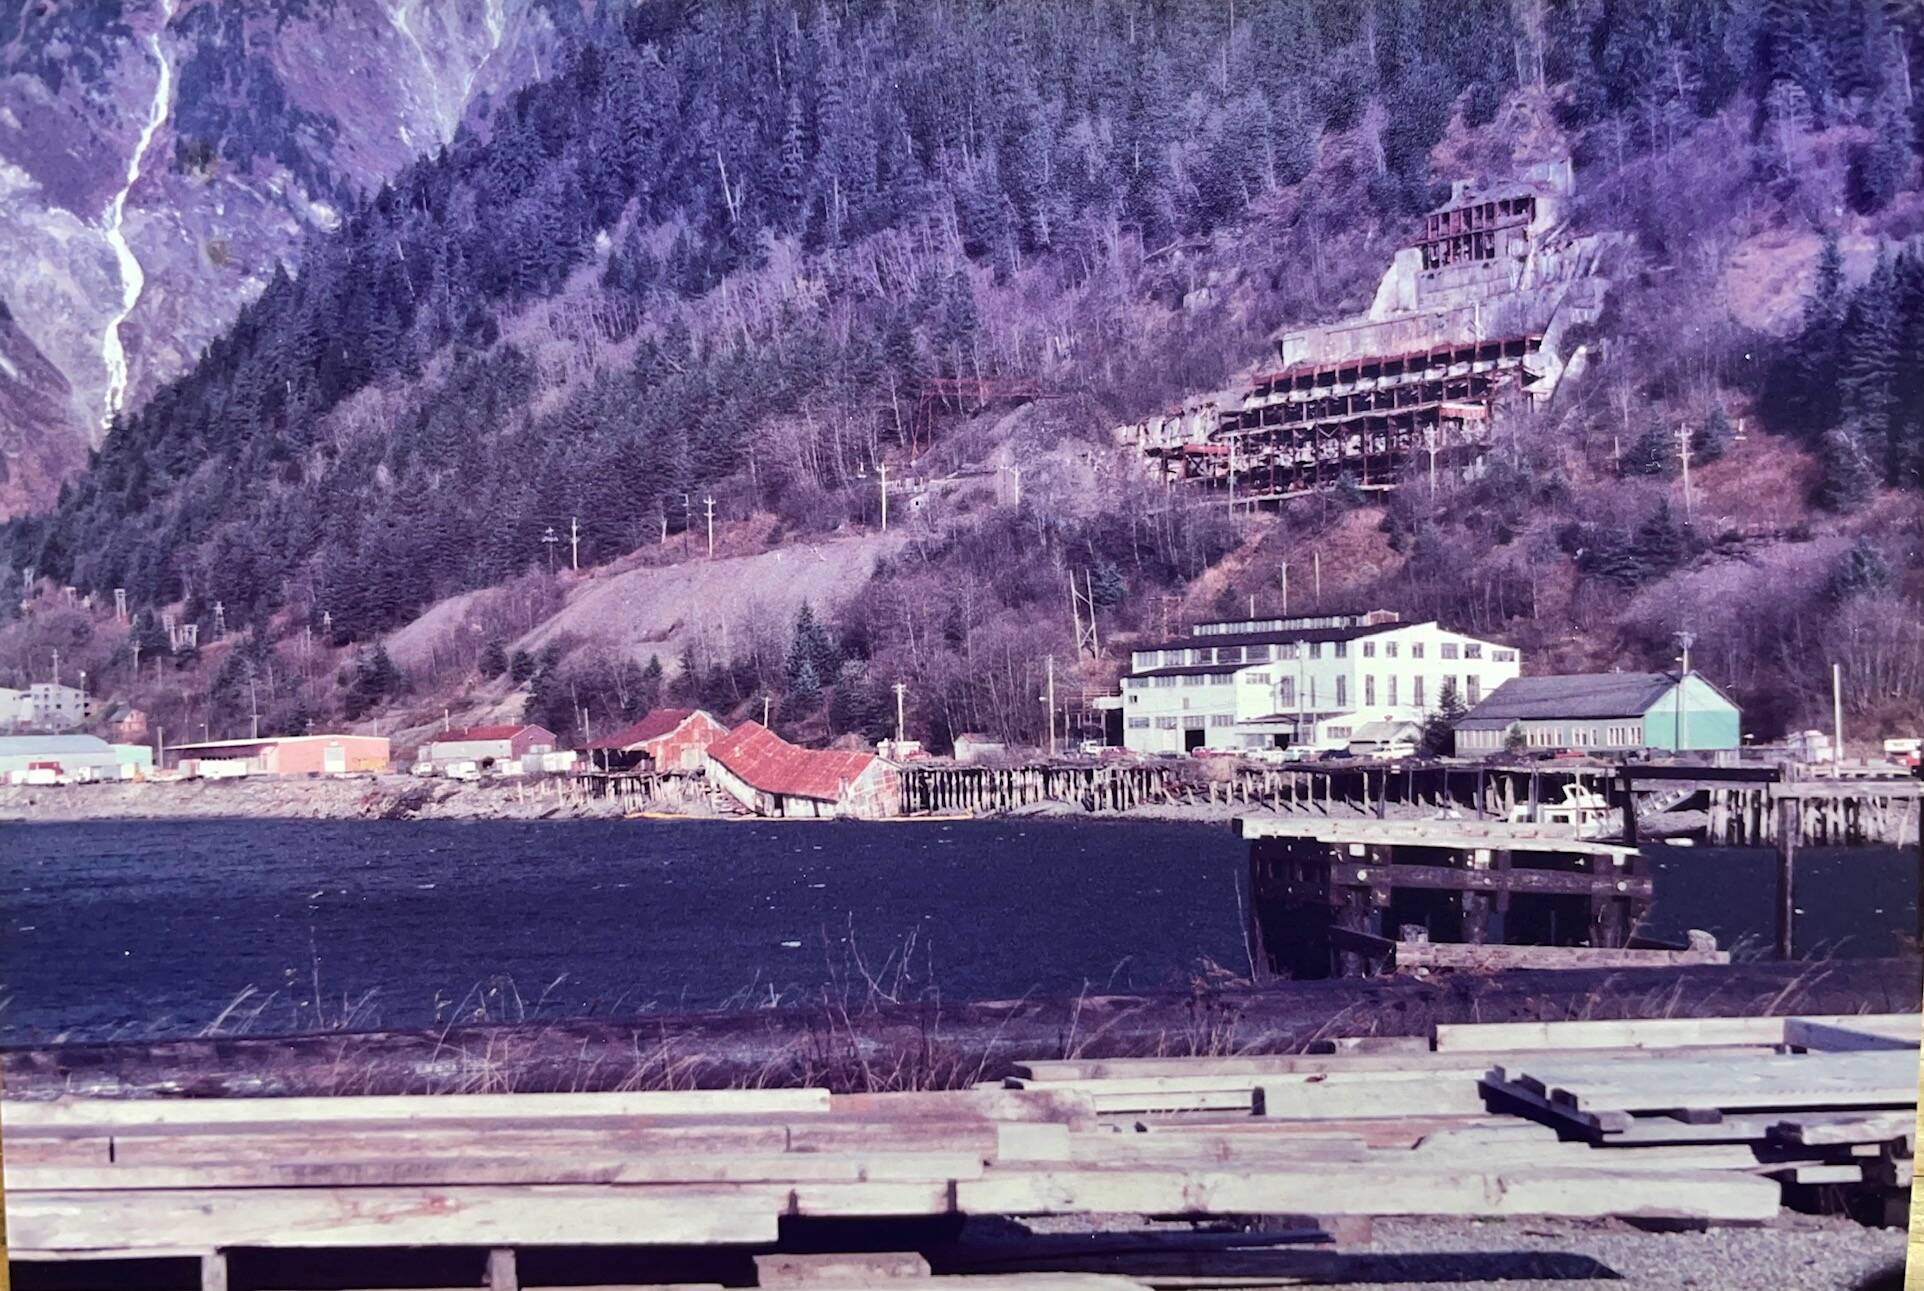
[5,0,1924,752]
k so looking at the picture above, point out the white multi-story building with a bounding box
[1118,610,1521,755]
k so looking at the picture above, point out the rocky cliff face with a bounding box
[0,0,574,517]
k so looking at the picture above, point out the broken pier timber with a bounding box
[1236,817,1675,980]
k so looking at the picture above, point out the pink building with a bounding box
[172,734,391,777]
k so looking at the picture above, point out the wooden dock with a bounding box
[5,1011,1914,1288]
[1235,818,1679,979]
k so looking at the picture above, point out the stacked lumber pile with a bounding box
[3,1012,1915,1289]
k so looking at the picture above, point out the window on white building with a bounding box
[1328,726,1352,739]
[1365,675,1376,705]
[1385,642,1399,658]
[1127,717,1150,729]
[1155,717,1178,729]
[1335,676,1348,706]
[1464,644,1483,659]
[1441,643,1459,660]
[1363,643,1376,657]
[1388,676,1399,706]
[1413,677,1426,708]
[1153,676,1177,688]
[1467,677,1480,705]
[1209,674,1233,686]
[1208,714,1233,728]
[1279,643,1299,659]
[1280,677,1295,706]
[1309,643,1322,660]
[1334,642,1349,658]
[1411,644,1425,659]
[1247,671,1270,684]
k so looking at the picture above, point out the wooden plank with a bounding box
[828,1090,1096,1125]
[1783,1016,1921,1052]
[202,1251,229,1291]
[755,1252,931,1285]
[1,1089,832,1130]
[1395,943,1728,972]
[8,1185,785,1253]
[1435,1014,1912,1054]
[1501,1051,1919,1116]
[1770,1112,1918,1148]
[489,1248,518,1291]
[786,1180,953,1217]
[1014,1047,1757,1082]
[5,1150,989,1192]
[1255,1078,1490,1120]
[3,1122,799,1167]
[955,1165,1777,1221]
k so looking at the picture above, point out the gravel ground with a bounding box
[995,1213,1908,1289]
[1350,1215,1906,1290]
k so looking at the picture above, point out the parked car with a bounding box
[1077,739,1106,756]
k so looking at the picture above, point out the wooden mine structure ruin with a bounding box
[1176,336,1539,500]
[1123,160,1612,504]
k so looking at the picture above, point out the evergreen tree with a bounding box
[1825,536,1892,604]
[1840,258,1900,479]
[478,637,509,679]
[343,645,402,719]
[1421,678,1467,756]
[509,649,537,684]
[1815,426,1878,512]
[1634,500,1687,575]
[1691,409,1733,465]
[1089,560,1125,608]
[1621,425,1672,476]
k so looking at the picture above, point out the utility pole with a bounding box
[1424,425,1440,500]
[1313,552,1322,606]
[51,648,58,688]
[214,601,226,641]
[570,516,580,571]
[1280,561,1289,616]
[1676,422,1694,525]
[704,496,716,558]
[1833,662,1845,776]
[878,460,890,532]
[762,695,771,726]
[1044,654,1058,758]
[247,663,259,741]
[542,526,560,574]
[893,680,907,747]
[114,588,127,623]
[1673,630,1694,753]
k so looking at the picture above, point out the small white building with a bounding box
[22,683,92,731]
[1117,610,1521,755]
[0,687,26,729]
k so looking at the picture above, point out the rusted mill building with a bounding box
[1121,160,1618,501]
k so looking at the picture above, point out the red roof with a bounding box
[586,708,703,751]
[706,722,882,802]
[440,724,544,743]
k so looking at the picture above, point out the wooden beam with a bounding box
[488,1247,518,1291]
[8,1185,785,1253]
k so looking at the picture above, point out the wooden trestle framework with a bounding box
[1238,819,1654,982]
[1152,336,1542,501]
